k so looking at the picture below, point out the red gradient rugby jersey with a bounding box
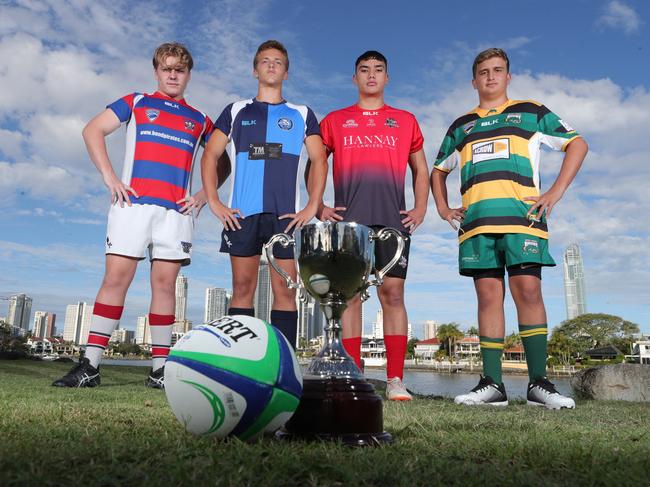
[320,105,424,230]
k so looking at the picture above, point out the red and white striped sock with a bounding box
[85,303,123,368]
[149,313,174,371]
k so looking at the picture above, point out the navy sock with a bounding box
[227,307,255,317]
[270,310,298,349]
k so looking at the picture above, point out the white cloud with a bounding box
[597,1,643,34]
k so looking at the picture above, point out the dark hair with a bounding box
[152,42,193,71]
[472,48,509,78]
[254,40,289,71]
[355,50,388,71]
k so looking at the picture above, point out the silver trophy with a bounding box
[264,221,405,445]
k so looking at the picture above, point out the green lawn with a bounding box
[1,360,648,486]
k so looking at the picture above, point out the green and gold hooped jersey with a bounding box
[434,99,580,243]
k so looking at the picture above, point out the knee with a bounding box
[476,286,503,309]
[150,273,176,296]
[232,275,257,298]
[511,281,543,307]
[378,286,404,309]
[101,271,132,291]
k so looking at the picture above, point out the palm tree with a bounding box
[504,332,521,350]
[467,326,479,337]
[437,323,464,358]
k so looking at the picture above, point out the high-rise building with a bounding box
[175,274,188,322]
[563,243,587,320]
[7,293,32,332]
[32,311,56,338]
[135,315,150,345]
[254,256,273,322]
[407,322,413,341]
[372,309,383,339]
[204,287,229,323]
[309,302,325,341]
[111,328,134,344]
[63,302,93,345]
[424,320,438,340]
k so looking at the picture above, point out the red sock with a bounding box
[342,337,362,368]
[384,334,407,380]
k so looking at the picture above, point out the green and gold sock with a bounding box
[519,323,548,381]
[480,336,504,384]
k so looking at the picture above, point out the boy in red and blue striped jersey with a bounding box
[52,43,216,389]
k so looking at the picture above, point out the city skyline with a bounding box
[1,1,649,334]
[563,243,588,320]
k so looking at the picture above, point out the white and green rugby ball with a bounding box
[164,315,303,440]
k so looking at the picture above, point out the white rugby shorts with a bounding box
[105,203,193,265]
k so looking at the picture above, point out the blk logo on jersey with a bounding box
[242,120,256,126]
[146,109,159,122]
[471,138,510,163]
[277,118,293,130]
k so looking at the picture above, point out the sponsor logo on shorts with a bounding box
[522,239,539,254]
[277,118,293,130]
[462,120,476,134]
[223,234,232,248]
[342,119,358,128]
[181,241,192,254]
[184,120,195,131]
[385,117,399,128]
[505,113,522,124]
[462,254,480,262]
[146,109,159,122]
[472,138,510,163]
[398,256,408,268]
[242,120,256,126]
[106,237,112,249]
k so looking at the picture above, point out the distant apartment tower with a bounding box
[33,311,56,338]
[372,309,383,339]
[407,322,413,341]
[111,328,134,344]
[204,287,229,323]
[175,274,188,322]
[424,320,438,340]
[563,243,587,319]
[254,256,273,322]
[7,293,32,332]
[135,315,150,345]
[297,295,325,344]
[63,302,94,345]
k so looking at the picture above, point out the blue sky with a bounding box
[1,0,649,336]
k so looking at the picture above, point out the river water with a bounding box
[103,359,574,399]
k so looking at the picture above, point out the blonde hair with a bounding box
[153,42,193,71]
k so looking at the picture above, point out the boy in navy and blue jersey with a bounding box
[53,43,215,389]
[201,40,327,348]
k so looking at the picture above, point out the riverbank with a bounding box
[1,360,648,486]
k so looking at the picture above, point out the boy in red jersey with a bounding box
[52,43,216,389]
[316,51,430,400]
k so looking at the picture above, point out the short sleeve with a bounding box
[106,93,135,123]
[433,124,459,173]
[214,103,234,138]
[537,104,581,151]
[305,107,320,138]
[410,116,424,153]
[202,115,215,145]
[320,114,334,152]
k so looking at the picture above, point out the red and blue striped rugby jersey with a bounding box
[107,91,214,212]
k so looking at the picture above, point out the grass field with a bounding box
[1,360,649,486]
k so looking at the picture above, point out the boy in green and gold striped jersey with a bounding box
[431,48,588,409]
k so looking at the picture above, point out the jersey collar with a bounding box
[472,99,514,118]
[151,91,187,106]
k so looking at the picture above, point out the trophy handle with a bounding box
[364,228,406,295]
[263,234,300,290]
